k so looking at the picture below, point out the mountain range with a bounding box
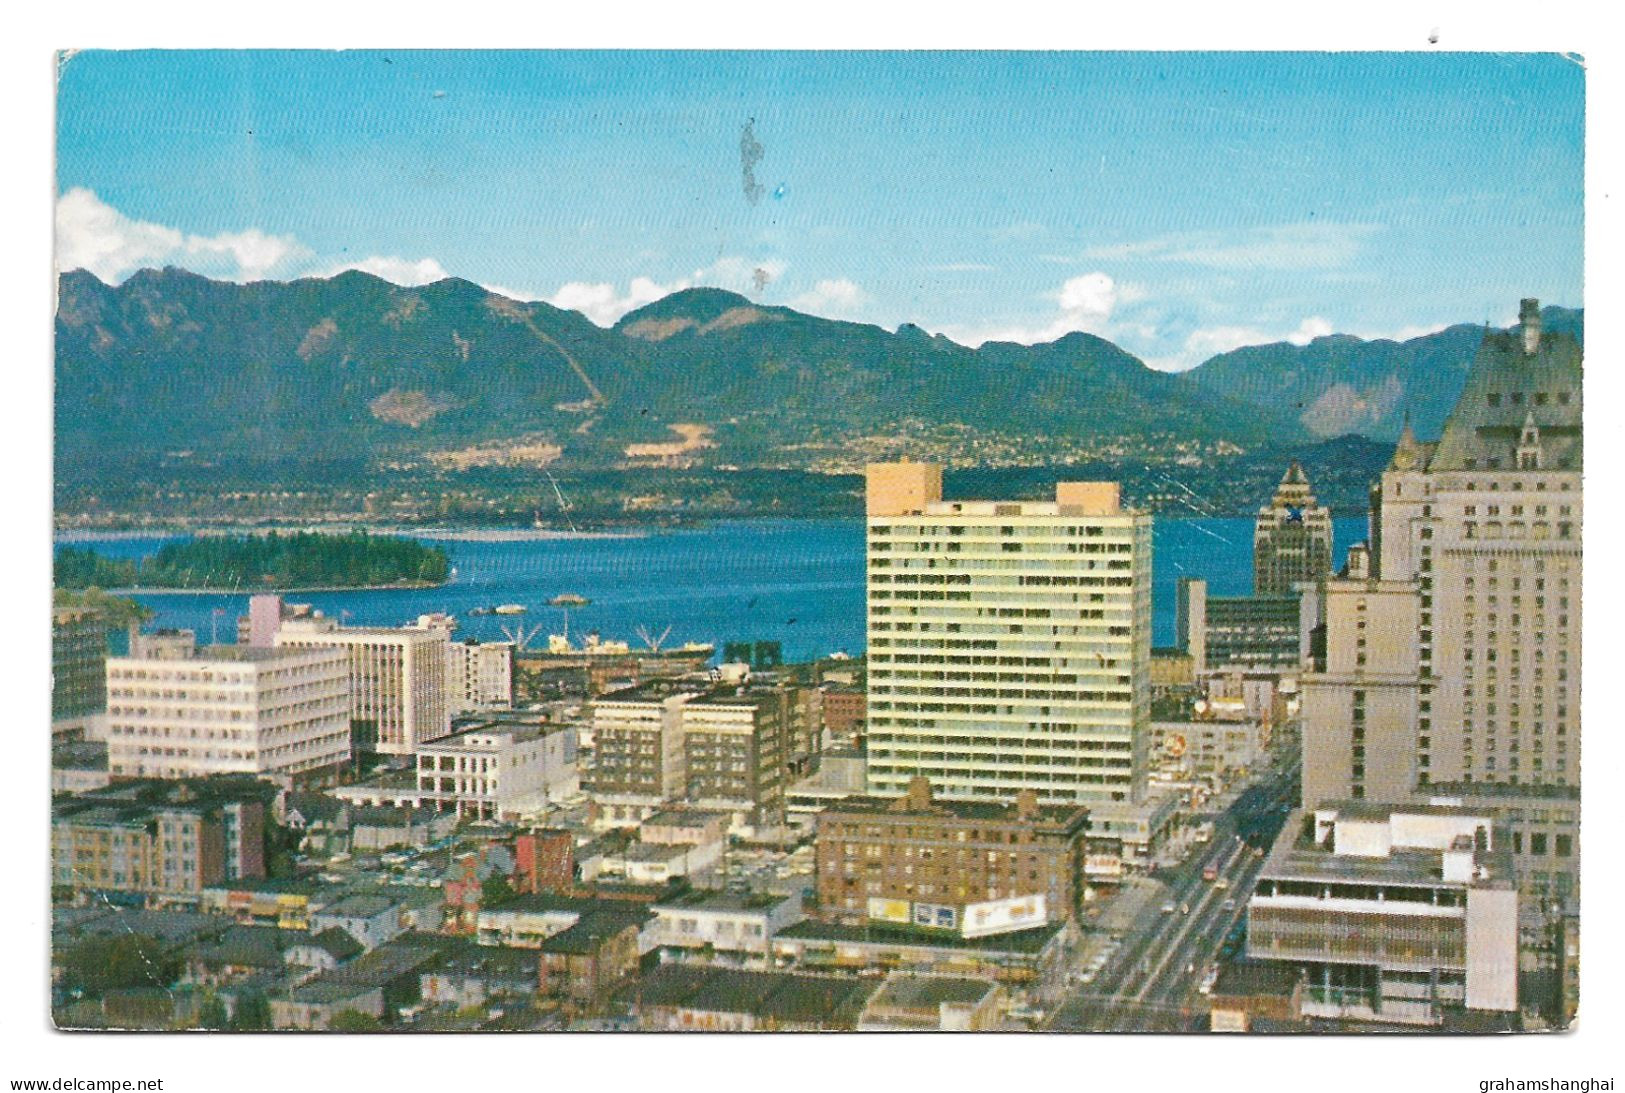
[55,267,1581,491]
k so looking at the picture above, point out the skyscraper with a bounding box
[1301,299,1582,905]
[1253,460,1333,596]
[864,462,1152,805]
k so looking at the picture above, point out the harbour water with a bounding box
[58,517,1367,663]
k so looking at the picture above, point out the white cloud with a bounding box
[691,256,788,293]
[55,187,308,282]
[547,276,688,326]
[1357,321,1452,343]
[533,256,793,327]
[1144,315,1340,372]
[1286,316,1335,345]
[325,255,452,286]
[940,271,1132,347]
[789,278,867,318]
[1076,222,1383,272]
[1052,272,1117,322]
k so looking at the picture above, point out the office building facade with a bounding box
[1254,461,1333,596]
[1247,802,1518,1025]
[276,619,452,755]
[865,463,1152,805]
[105,639,351,784]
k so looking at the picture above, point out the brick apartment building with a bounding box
[815,776,1089,933]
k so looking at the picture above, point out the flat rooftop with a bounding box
[867,973,998,1010]
[820,793,1088,831]
[618,841,693,864]
[654,889,789,913]
[595,678,712,704]
[617,964,875,1023]
[642,808,728,828]
[420,721,557,746]
[776,918,1066,956]
[1261,809,1516,890]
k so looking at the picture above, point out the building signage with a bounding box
[912,902,959,930]
[867,897,912,924]
[962,894,1048,938]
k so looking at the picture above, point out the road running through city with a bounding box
[1043,758,1299,1033]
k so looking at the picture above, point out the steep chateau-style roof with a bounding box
[1427,299,1583,473]
[1386,417,1436,472]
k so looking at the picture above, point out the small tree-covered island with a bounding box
[54,531,451,591]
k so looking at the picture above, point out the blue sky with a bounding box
[55,50,1584,369]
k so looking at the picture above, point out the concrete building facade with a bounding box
[865,464,1152,806]
[1246,802,1518,1025]
[52,778,271,899]
[105,639,351,784]
[275,619,452,756]
[1175,577,1302,672]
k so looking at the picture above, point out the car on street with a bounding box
[1160,900,1177,913]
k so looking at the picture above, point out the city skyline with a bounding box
[56,51,1583,370]
[40,39,1595,1058]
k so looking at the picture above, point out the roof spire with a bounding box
[1389,411,1424,471]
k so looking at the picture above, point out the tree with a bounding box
[196,991,228,1031]
[56,934,181,998]
[228,989,272,1031]
[328,1008,383,1032]
[480,874,518,909]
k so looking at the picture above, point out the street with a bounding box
[1042,756,1299,1033]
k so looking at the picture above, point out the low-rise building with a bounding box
[1152,718,1269,780]
[347,805,457,852]
[52,739,111,794]
[815,777,1088,933]
[418,941,539,1007]
[1246,801,1519,1025]
[772,917,1080,1000]
[537,909,647,1016]
[820,685,866,744]
[335,717,578,820]
[283,927,365,977]
[514,829,578,895]
[201,877,322,931]
[647,890,805,964]
[270,935,445,1030]
[639,808,730,848]
[620,964,876,1031]
[857,972,1004,1031]
[53,777,274,902]
[786,747,867,828]
[599,841,721,885]
[1083,792,1181,878]
[310,893,407,952]
[181,923,295,988]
